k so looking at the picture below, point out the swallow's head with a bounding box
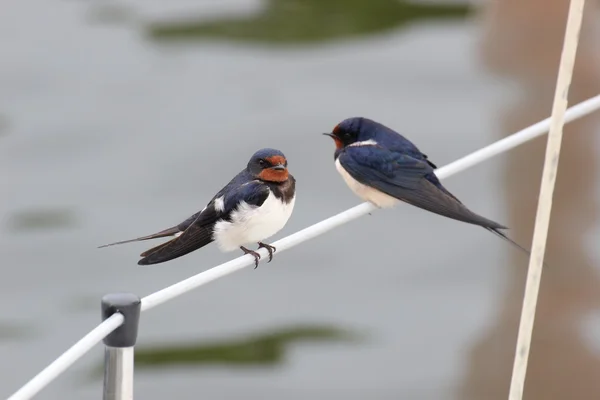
[248,148,289,183]
[323,117,375,150]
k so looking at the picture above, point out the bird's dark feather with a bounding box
[265,175,296,204]
[137,222,215,265]
[139,239,176,257]
[338,145,506,229]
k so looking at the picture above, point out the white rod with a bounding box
[507,0,586,399]
[7,92,600,400]
[7,313,125,400]
[435,93,600,179]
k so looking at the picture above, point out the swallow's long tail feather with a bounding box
[484,227,548,268]
[486,227,532,258]
[485,227,550,268]
[98,226,180,248]
[137,224,214,266]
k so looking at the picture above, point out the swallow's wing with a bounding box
[374,122,437,168]
[137,206,218,265]
[138,180,270,265]
[338,146,505,228]
[340,145,430,189]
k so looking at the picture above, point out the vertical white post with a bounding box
[507,0,586,399]
[104,347,134,399]
[101,293,141,400]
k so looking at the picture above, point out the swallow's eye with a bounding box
[343,132,353,140]
[258,159,267,167]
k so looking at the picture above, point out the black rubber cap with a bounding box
[101,293,141,348]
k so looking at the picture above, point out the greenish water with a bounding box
[135,325,359,368]
[90,325,360,375]
[147,0,470,45]
[6,208,78,233]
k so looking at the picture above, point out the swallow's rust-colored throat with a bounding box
[259,168,289,182]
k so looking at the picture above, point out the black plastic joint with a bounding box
[101,293,141,348]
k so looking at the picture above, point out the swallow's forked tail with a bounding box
[485,227,550,268]
[97,226,180,249]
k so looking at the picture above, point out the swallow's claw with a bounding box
[257,242,276,263]
[240,246,261,268]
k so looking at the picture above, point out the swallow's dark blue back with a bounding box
[336,117,464,202]
[348,118,426,161]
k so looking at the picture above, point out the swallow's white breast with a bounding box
[212,191,296,252]
[335,158,398,208]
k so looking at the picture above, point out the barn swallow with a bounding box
[99,148,296,267]
[323,117,534,258]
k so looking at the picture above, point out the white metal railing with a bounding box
[6,92,600,400]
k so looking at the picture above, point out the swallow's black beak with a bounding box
[271,164,286,171]
[322,132,334,138]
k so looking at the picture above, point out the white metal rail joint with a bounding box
[101,294,141,400]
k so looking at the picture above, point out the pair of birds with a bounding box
[100,117,530,267]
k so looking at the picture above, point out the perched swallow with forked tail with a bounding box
[99,148,296,267]
[323,117,534,258]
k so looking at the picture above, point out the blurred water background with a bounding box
[1,0,599,399]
